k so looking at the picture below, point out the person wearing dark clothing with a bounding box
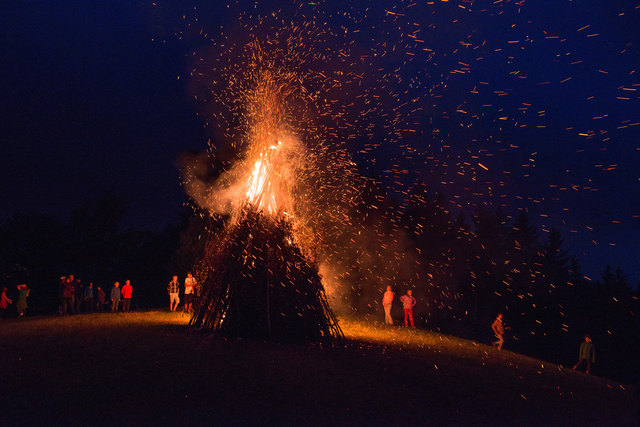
[84,283,95,313]
[75,282,84,313]
[67,275,77,314]
[96,286,106,312]
[58,276,66,316]
[16,284,29,317]
[110,282,121,313]
[62,277,75,315]
[573,334,595,374]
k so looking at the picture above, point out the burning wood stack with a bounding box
[190,208,343,343]
[188,136,342,342]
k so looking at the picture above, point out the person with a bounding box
[183,273,196,313]
[83,282,95,313]
[74,281,84,314]
[0,287,13,318]
[68,275,78,313]
[57,276,66,316]
[167,275,180,312]
[491,313,506,350]
[573,334,595,374]
[96,286,106,312]
[382,286,394,325]
[110,282,121,313]
[400,290,416,328]
[62,276,75,315]
[16,284,29,317]
[121,280,133,312]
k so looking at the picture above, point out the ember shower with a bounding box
[181,4,424,322]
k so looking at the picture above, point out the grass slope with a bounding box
[0,311,636,426]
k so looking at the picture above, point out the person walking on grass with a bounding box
[382,285,394,325]
[110,282,121,313]
[0,287,13,318]
[16,284,29,318]
[96,286,106,312]
[400,289,416,328]
[183,273,196,313]
[573,334,595,374]
[167,275,180,312]
[121,280,133,312]
[491,313,507,350]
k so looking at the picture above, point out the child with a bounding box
[16,284,29,317]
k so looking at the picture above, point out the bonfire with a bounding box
[190,140,343,343]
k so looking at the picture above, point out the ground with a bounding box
[1,311,636,426]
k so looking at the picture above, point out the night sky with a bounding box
[1,0,639,283]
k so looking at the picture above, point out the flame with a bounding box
[245,141,282,214]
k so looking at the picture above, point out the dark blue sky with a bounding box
[1,0,638,283]
[0,1,206,230]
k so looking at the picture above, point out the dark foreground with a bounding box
[1,311,636,426]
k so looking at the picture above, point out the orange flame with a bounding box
[245,141,282,214]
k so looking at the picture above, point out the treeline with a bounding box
[1,187,638,383]
[0,193,205,314]
[339,176,639,383]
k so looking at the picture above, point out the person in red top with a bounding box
[400,290,416,328]
[0,287,13,318]
[121,280,133,312]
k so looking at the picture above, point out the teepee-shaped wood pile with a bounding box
[190,208,343,343]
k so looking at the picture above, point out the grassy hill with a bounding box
[1,311,636,426]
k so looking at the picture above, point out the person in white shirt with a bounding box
[183,272,196,313]
[382,286,394,325]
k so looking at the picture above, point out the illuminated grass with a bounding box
[0,312,635,425]
[0,310,188,332]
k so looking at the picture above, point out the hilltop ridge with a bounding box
[1,312,635,425]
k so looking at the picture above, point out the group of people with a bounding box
[382,286,597,375]
[166,273,197,313]
[0,284,30,318]
[382,286,417,328]
[59,275,134,315]
[491,313,595,375]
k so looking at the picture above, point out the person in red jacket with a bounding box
[0,287,13,318]
[400,290,416,328]
[121,280,133,312]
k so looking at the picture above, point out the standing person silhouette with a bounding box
[121,280,133,312]
[167,275,180,312]
[0,287,13,318]
[16,284,29,317]
[382,286,394,325]
[110,282,121,313]
[573,334,595,374]
[183,273,196,313]
[400,290,416,328]
[491,313,507,350]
